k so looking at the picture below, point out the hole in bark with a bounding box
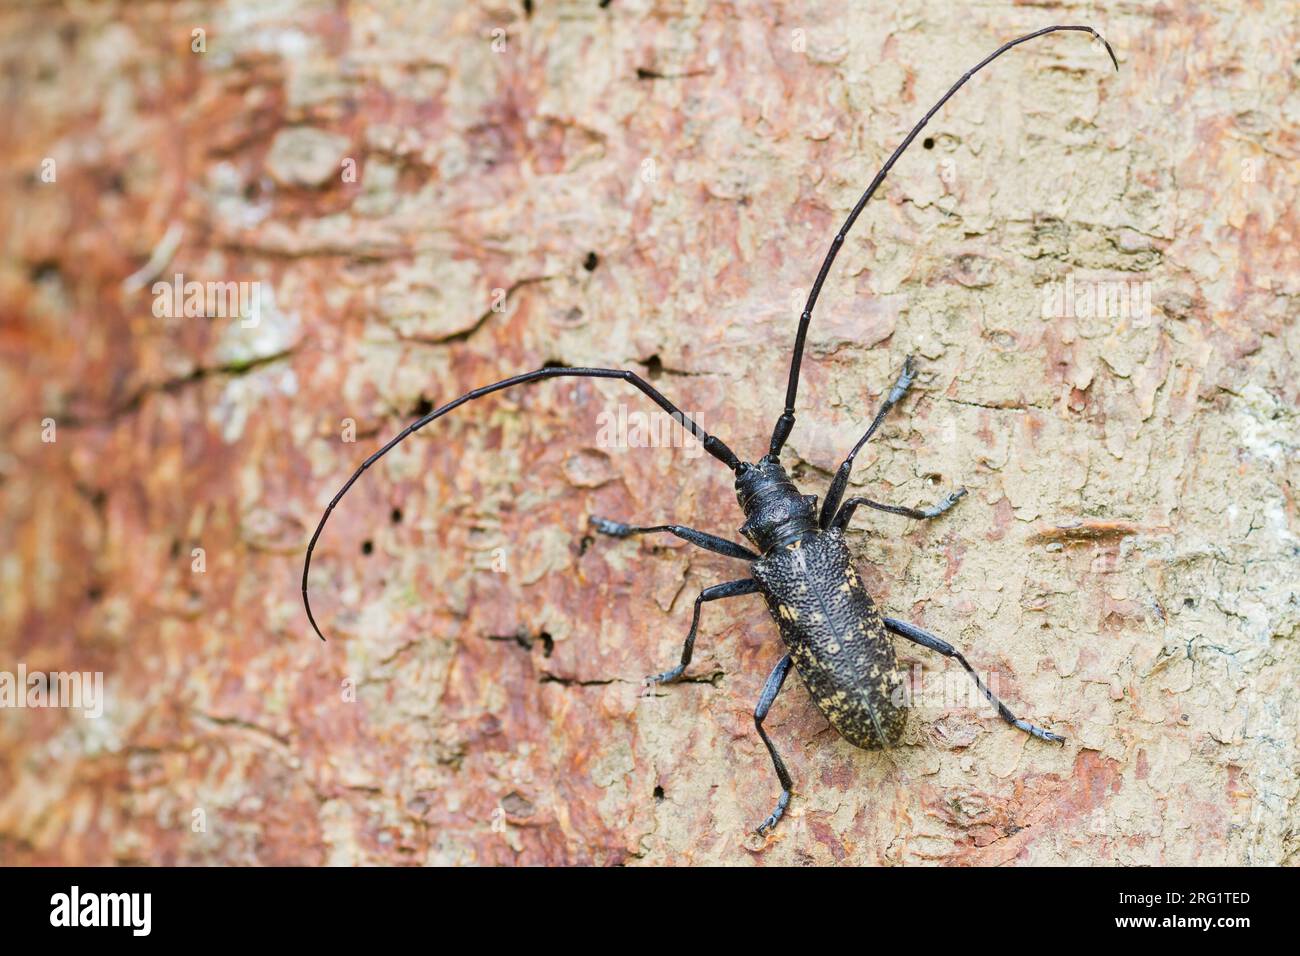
[502,791,535,816]
[361,539,374,556]
[538,631,554,657]
[75,484,107,511]
[582,251,599,271]
[409,395,433,418]
[521,0,533,17]
[578,534,594,555]
[644,354,663,380]
[30,259,61,283]
[390,507,403,524]
[923,137,935,149]
[653,785,665,801]
[1183,597,1194,608]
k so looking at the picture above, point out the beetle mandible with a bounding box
[303,25,1119,834]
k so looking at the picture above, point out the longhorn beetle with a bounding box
[303,25,1119,835]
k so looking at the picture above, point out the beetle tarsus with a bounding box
[921,487,968,518]
[886,354,918,404]
[1016,719,1067,745]
[756,791,790,835]
[589,516,633,537]
[646,666,685,685]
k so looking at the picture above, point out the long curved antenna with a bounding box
[767,24,1117,458]
[302,366,744,641]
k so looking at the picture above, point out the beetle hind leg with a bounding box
[883,617,1066,744]
[754,653,795,835]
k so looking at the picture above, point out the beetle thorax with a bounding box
[734,456,819,554]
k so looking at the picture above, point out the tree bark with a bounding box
[1,1,1296,865]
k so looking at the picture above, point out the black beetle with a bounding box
[304,25,1118,834]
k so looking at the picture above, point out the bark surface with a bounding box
[1,1,1296,865]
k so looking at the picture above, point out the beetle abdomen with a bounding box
[752,528,906,749]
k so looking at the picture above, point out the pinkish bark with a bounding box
[0,1,1295,865]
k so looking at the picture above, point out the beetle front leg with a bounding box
[883,617,1065,743]
[818,356,918,528]
[588,517,758,561]
[754,652,794,835]
[646,578,760,685]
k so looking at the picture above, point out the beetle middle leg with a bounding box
[646,578,760,685]
[588,517,757,560]
[754,652,794,835]
[830,489,967,530]
[883,617,1065,743]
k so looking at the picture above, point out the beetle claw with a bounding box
[589,516,632,537]
[755,791,791,835]
[886,355,918,404]
[921,487,968,518]
[645,666,684,685]
[1016,718,1066,744]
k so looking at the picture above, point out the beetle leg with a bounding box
[754,652,794,835]
[818,356,918,528]
[831,488,967,531]
[645,578,760,685]
[882,617,1066,744]
[588,518,757,561]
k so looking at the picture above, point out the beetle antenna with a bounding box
[302,365,744,641]
[767,24,1117,458]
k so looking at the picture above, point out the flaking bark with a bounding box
[1,1,1296,865]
